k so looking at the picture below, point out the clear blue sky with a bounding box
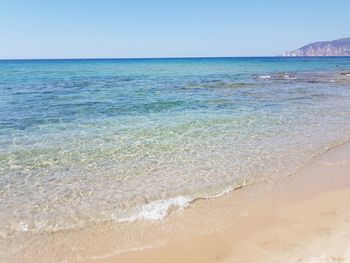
[1,0,349,59]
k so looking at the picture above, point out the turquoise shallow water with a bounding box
[1,57,350,235]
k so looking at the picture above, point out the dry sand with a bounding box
[83,142,350,263]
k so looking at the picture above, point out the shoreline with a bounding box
[82,141,350,263]
[82,136,350,225]
[2,141,350,263]
[2,58,350,263]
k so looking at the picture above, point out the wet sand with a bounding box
[3,142,350,263]
[83,142,350,263]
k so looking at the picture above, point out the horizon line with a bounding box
[1,55,350,61]
[0,55,283,61]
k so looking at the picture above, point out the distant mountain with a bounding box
[284,38,350,57]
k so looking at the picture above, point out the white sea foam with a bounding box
[115,184,247,223]
[17,221,29,232]
[283,74,297,80]
[258,75,271,79]
[210,185,235,198]
[116,196,193,223]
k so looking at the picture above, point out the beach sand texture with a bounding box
[84,142,350,263]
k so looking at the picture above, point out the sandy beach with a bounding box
[2,59,350,263]
[83,142,350,263]
[3,138,350,263]
[2,2,350,263]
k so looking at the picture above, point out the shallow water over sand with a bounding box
[1,57,350,237]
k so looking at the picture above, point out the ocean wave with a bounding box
[115,196,193,223]
[282,74,297,80]
[114,184,243,223]
[258,75,271,79]
[257,74,297,80]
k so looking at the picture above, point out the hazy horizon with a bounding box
[1,0,350,59]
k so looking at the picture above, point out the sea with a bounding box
[1,57,350,238]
